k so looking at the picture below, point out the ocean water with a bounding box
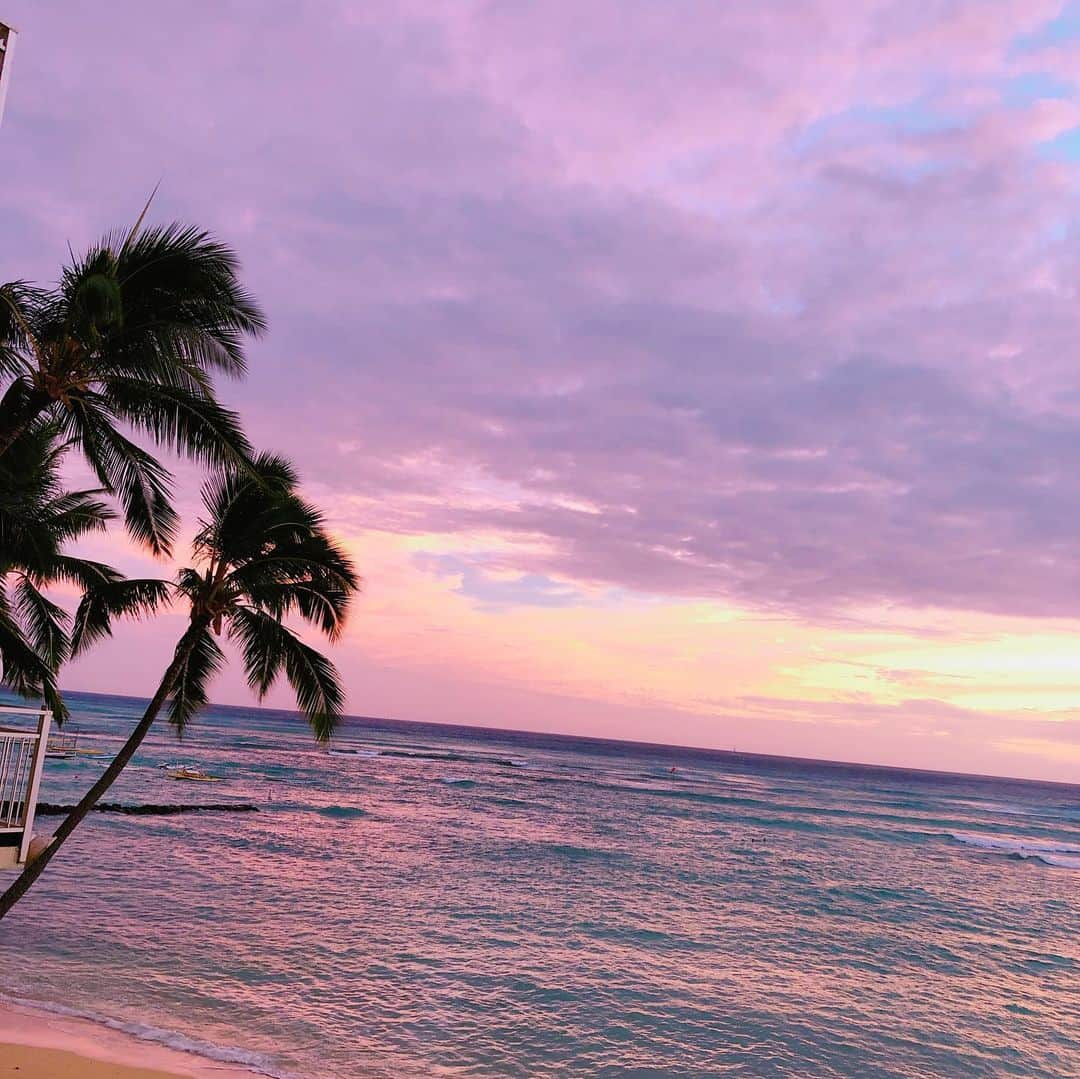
[0,690,1077,1078]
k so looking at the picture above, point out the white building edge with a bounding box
[0,24,46,869]
[0,19,42,866]
[0,21,16,127]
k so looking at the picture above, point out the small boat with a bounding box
[165,765,220,783]
[45,729,79,759]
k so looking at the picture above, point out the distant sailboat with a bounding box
[164,765,220,783]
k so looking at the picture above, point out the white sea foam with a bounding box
[0,994,295,1079]
[950,798,1034,816]
[949,832,1080,869]
[1038,852,1080,868]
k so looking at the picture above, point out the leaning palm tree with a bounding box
[0,452,359,918]
[0,219,264,555]
[0,419,165,721]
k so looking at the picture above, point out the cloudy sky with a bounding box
[5,1,1080,780]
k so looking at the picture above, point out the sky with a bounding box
[4,2,1080,782]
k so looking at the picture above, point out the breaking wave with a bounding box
[949,832,1080,869]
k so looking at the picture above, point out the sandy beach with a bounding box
[0,1001,260,1079]
[1,1043,188,1078]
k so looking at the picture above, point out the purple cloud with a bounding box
[6,1,1080,620]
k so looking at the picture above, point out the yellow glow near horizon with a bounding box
[334,527,1080,728]
[64,519,1080,781]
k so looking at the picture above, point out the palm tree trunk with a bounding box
[0,622,206,921]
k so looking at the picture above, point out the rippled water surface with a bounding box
[0,691,1077,1077]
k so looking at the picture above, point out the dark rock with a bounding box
[36,802,258,816]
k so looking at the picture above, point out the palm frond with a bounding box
[175,567,210,602]
[104,377,251,467]
[280,630,344,743]
[46,556,122,593]
[119,182,161,255]
[13,578,69,670]
[40,678,70,727]
[70,578,171,659]
[167,622,225,734]
[195,452,299,565]
[110,222,266,376]
[239,572,355,641]
[62,394,178,555]
[36,491,115,547]
[228,606,287,698]
[0,607,55,700]
[228,607,343,741]
[0,282,47,378]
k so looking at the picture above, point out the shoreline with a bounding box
[0,999,276,1079]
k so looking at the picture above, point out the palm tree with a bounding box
[0,452,359,918]
[0,220,265,555]
[0,420,165,721]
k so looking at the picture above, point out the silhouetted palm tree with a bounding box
[0,452,359,918]
[0,221,264,554]
[0,421,165,721]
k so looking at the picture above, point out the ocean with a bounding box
[0,690,1077,1078]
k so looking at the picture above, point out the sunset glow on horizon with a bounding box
[6,1,1080,782]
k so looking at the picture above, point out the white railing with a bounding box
[0,705,52,866]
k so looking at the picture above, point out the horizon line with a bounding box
[53,685,1080,792]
